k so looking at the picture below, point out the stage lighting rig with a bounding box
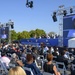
[6,19,14,29]
[70,8,73,13]
[63,10,67,16]
[8,19,14,29]
[26,0,33,8]
[52,12,57,22]
[52,5,75,47]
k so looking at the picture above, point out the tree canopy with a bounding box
[10,29,56,41]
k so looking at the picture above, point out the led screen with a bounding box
[67,30,75,38]
[0,27,9,39]
[63,14,75,38]
[63,14,75,30]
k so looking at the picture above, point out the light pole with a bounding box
[7,19,14,44]
[0,20,14,44]
[0,22,1,44]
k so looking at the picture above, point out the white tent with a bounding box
[68,38,75,48]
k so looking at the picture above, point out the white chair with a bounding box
[56,62,66,75]
[37,55,44,60]
[72,64,75,70]
[23,67,34,75]
[9,63,15,68]
[56,61,71,75]
[43,72,54,75]
[37,55,45,70]
[0,60,8,75]
[34,60,41,69]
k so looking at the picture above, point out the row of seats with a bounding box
[36,55,72,75]
[0,53,75,75]
[23,67,54,75]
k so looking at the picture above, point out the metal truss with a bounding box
[52,5,75,47]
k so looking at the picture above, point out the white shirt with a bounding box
[64,53,70,59]
[44,46,49,53]
[0,56,10,67]
[51,47,54,53]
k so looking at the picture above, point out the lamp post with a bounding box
[0,20,14,44]
[7,19,14,44]
[0,22,1,44]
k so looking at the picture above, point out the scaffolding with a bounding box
[0,20,14,44]
[52,5,75,47]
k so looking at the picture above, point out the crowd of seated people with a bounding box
[0,42,75,75]
[33,34,60,39]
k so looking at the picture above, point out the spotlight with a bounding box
[26,0,29,8]
[11,22,14,29]
[11,25,14,29]
[29,1,33,8]
[52,12,57,22]
[63,10,67,16]
[70,8,73,13]
[26,0,33,8]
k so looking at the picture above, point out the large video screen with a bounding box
[63,14,75,30]
[0,27,9,39]
[63,14,75,38]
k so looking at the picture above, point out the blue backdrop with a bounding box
[20,38,68,47]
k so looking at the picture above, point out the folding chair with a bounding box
[23,67,34,75]
[37,55,45,70]
[0,60,8,75]
[72,64,75,70]
[43,72,54,75]
[34,59,41,69]
[37,55,44,60]
[9,63,15,68]
[56,61,71,75]
[56,62,66,75]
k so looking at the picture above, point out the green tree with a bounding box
[11,30,17,41]
[17,31,30,40]
[29,30,36,38]
[48,32,56,36]
[21,31,30,39]
[17,32,22,40]
[35,29,46,38]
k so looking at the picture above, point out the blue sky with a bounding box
[0,0,75,34]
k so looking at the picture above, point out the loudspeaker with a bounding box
[52,12,57,22]
[11,25,14,29]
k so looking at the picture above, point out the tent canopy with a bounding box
[68,38,75,48]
